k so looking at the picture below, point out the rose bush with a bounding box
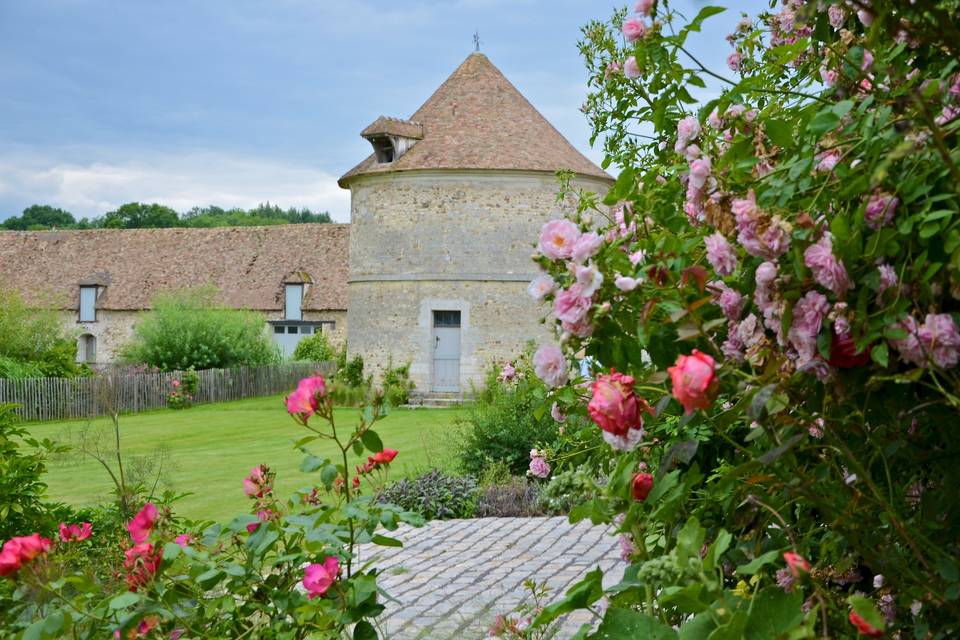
[528,1,960,637]
[0,375,421,639]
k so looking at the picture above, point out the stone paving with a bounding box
[356,516,624,640]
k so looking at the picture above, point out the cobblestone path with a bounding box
[357,516,624,639]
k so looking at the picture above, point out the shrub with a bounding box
[292,331,335,362]
[456,355,560,477]
[0,403,67,540]
[0,288,87,379]
[377,469,477,519]
[122,286,279,371]
[166,368,198,410]
[382,358,415,406]
[536,465,600,516]
[333,343,366,387]
[474,476,543,518]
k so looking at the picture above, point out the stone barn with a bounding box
[339,52,612,395]
[0,225,349,364]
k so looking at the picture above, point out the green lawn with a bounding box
[27,396,467,521]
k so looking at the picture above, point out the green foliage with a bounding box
[537,465,599,515]
[456,357,559,477]
[382,358,415,406]
[334,344,366,388]
[0,288,87,379]
[291,331,336,362]
[102,202,179,229]
[0,404,67,540]
[122,287,279,371]
[1,204,77,230]
[180,203,332,227]
[377,469,477,519]
[166,368,199,410]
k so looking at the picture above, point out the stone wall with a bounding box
[346,170,610,392]
[63,309,139,365]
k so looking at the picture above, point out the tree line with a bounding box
[1,202,333,231]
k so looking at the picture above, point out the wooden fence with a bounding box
[0,362,334,422]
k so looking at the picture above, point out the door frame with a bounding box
[431,310,462,392]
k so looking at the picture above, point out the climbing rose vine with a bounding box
[531,0,960,637]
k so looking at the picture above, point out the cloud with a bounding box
[0,149,352,222]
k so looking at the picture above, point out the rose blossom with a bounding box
[622,16,647,42]
[303,557,340,599]
[864,191,899,229]
[575,263,604,297]
[527,274,556,300]
[726,51,742,72]
[668,350,717,414]
[59,522,92,542]
[635,0,653,15]
[533,344,568,388]
[372,448,399,464]
[688,156,712,190]
[815,150,841,172]
[788,291,830,367]
[623,56,641,79]
[704,232,737,276]
[528,450,551,479]
[538,219,580,260]
[848,610,883,637]
[124,542,162,592]
[710,281,744,321]
[676,116,700,147]
[588,370,647,451]
[804,233,852,296]
[783,551,811,577]
[631,472,654,501]
[570,232,602,263]
[918,313,960,369]
[550,402,566,423]
[286,376,327,418]
[562,317,594,338]
[828,4,845,29]
[0,534,52,576]
[127,503,158,544]
[604,60,621,78]
[877,264,898,296]
[244,464,272,498]
[614,274,639,291]
[553,284,592,325]
[174,533,194,548]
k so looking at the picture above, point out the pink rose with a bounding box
[783,551,811,577]
[688,156,712,190]
[303,556,340,599]
[0,534,52,576]
[286,376,327,419]
[123,542,161,592]
[622,16,647,42]
[918,313,960,369]
[605,60,621,78]
[704,232,737,276]
[623,56,641,79]
[562,317,594,338]
[574,263,604,297]
[668,350,717,414]
[174,533,194,548]
[588,370,644,438]
[828,5,845,29]
[127,503,158,544]
[59,522,92,542]
[676,116,701,146]
[243,464,272,498]
[527,274,556,300]
[864,191,899,229]
[538,219,580,260]
[804,233,852,297]
[570,232,602,263]
[614,274,639,291]
[635,0,654,15]
[726,51,742,72]
[550,402,566,423]
[533,344,568,388]
[528,452,551,479]
[553,284,592,325]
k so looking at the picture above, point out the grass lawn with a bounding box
[27,395,467,522]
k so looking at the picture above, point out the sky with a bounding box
[0,0,767,223]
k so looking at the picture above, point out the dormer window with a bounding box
[285,284,303,321]
[79,286,97,322]
[361,116,423,165]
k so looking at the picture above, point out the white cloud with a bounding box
[0,149,352,222]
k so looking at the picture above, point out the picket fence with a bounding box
[0,362,334,422]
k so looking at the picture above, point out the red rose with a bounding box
[829,331,871,368]
[632,473,654,501]
[668,350,718,414]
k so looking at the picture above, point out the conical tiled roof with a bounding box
[338,53,611,185]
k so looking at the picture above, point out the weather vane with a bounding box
[473,30,481,52]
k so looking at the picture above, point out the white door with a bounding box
[432,311,461,392]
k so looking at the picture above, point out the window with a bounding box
[433,310,461,328]
[301,325,313,335]
[274,325,285,334]
[285,284,303,321]
[78,334,96,363]
[370,137,395,163]
[79,286,97,322]
[287,326,299,334]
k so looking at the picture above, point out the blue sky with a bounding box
[0,0,766,222]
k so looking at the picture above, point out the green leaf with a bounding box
[659,583,709,614]
[301,455,325,473]
[353,439,364,456]
[703,530,732,571]
[808,108,841,134]
[847,595,886,632]
[587,608,677,639]
[353,620,378,640]
[372,534,403,548]
[533,568,604,626]
[938,558,959,582]
[744,587,804,639]
[361,429,383,453]
[764,119,793,148]
[736,549,782,575]
[870,342,889,367]
[110,592,141,609]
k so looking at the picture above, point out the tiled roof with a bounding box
[339,53,611,185]
[0,224,349,311]
[361,116,424,140]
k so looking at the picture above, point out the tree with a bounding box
[0,288,86,378]
[2,205,77,230]
[121,287,280,371]
[102,202,180,229]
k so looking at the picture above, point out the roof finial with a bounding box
[473,29,481,52]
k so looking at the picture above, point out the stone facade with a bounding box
[68,309,139,365]
[346,171,609,392]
